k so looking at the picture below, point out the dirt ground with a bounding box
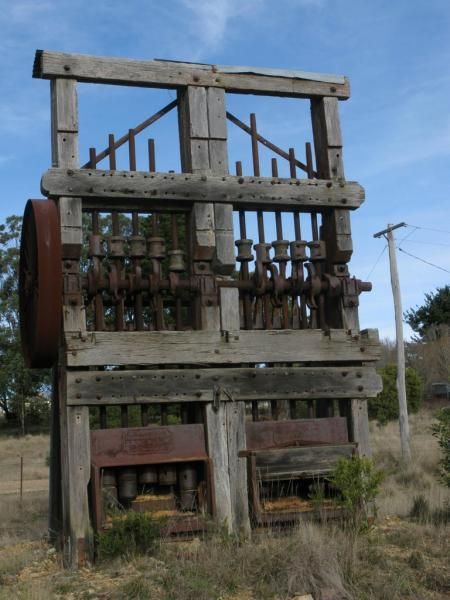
[0,411,448,600]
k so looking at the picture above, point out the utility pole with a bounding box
[374,222,411,462]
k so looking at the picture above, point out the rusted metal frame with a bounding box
[235,160,257,423]
[127,131,146,334]
[149,138,185,423]
[86,167,108,430]
[235,161,253,332]
[90,423,210,530]
[146,140,166,332]
[19,200,62,368]
[287,149,309,331]
[226,111,316,176]
[270,157,291,420]
[250,113,272,333]
[170,213,184,331]
[305,143,327,332]
[271,158,290,331]
[107,135,129,427]
[88,148,106,334]
[80,99,177,168]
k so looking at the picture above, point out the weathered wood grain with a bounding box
[34,51,350,99]
[350,399,371,458]
[66,366,382,406]
[255,444,355,479]
[65,328,380,367]
[41,168,364,211]
[51,77,92,567]
[220,286,250,534]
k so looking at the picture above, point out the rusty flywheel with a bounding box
[19,199,62,368]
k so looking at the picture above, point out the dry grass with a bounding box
[371,410,450,517]
[0,411,448,599]
[0,433,49,483]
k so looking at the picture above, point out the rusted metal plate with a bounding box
[19,199,62,368]
[245,417,349,452]
[91,424,207,468]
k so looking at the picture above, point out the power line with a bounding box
[397,247,450,274]
[405,223,450,235]
[402,239,450,248]
[365,244,387,279]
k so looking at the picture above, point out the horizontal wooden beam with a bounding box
[41,169,364,212]
[34,51,350,99]
[65,328,380,368]
[254,444,355,479]
[66,366,382,405]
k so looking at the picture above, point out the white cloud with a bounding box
[180,0,264,54]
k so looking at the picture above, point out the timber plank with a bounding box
[41,168,364,211]
[255,444,355,479]
[65,329,380,367]
[34,51,350,99]
[66,366,382,406]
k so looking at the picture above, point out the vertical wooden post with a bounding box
[51,78,92,566]
[386,226,411,461]
[178,86,249,533]
[311,97,369,456]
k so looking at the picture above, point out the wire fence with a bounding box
[0,456,49,498]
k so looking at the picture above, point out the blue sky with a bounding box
[1,0,449,339]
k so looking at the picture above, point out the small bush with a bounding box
[96,512,161,560]
[431,407,450,486]
[369,364,423,424]
[329,456,384,530]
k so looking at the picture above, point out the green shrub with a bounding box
[329,456,384,530]
[431,407,450,487]
[96,511,162,560]
[369,364,423,424]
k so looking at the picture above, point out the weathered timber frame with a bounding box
[34,50,381,567]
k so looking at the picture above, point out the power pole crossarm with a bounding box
[374,222,411,461]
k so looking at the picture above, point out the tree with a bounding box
[404,286,450,339]
[0,215,50,427]
[369,364,423,424]
[432,407,450,487]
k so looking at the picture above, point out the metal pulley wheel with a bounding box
[19,199,62,368]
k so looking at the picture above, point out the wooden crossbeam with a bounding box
[66,366,382,406]
[41,168,364,211]
[33,51,350,99]
[65,329,380,367]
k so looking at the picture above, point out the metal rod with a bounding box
[121,405,128,428]
[141,404,149,426]
[91,204,105,330]
[108,134,117,170]
[111,210,124,331]
[227,111,312,174]
[99,406,107,429]
[236,160,253,331]
[132,211,144,331]
[171,214,183,330]
[289,148,308,329]
[128,129,136,171]
[148,138,156,172]
[250,113,261,177]
[272,158,289,329]
[81,99,177,168]
[161,404,168,426]
[306,142,319,240]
